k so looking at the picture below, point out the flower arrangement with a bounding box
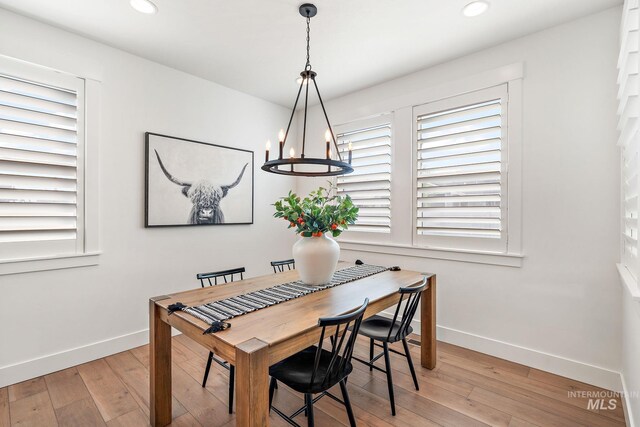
[273,186,359,237]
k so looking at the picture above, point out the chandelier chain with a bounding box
[305,16,311,70]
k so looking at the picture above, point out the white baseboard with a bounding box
[620,372,636,427]
[378,310,622,392]
[0,328,179,388]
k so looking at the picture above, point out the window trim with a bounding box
[335,63,524,265]
[412,84,509,253]
[334,113,394,244]
[0,55,100,275]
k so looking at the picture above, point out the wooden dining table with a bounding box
[149,262,436,426]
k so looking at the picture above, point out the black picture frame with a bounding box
[145,132,254,228]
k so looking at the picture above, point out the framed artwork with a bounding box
[145,132,254,227]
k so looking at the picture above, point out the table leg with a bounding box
[235,338,270,427]
[421,275,436,369]
[150,298,172,427]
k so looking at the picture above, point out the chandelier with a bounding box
[262,3,353,177]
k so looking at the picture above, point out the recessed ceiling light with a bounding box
[130,0,158,14]
[462,1,489,17]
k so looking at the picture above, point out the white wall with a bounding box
[0,8,296,387]
[296,7,623,390]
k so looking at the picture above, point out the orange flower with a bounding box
[331,223,338,230]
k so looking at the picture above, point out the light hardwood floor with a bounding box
[0,335,626,426]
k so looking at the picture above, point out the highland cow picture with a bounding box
[145,133,253,227]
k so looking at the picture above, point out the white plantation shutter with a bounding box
[413,85,508,252]
[336,115,392,234]
[620,0,640,279]
[0,60,85,259]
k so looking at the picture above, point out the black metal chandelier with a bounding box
[261,3,353,177]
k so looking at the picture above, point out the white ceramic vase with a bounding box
[293,233,340,285]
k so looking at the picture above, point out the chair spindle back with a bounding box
[310,298,369,389]
[270,259,295,273]
[196,267,246,287]
[387,277,428,342]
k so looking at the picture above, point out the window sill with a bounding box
[617,263,640,302]
[0,252,101,276]
[338,241,523,267]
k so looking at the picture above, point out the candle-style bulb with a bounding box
[289,147,295,158]
[348,142,352,152]
[265,140,271,163]
[278,129,285,142]
[324,129,331,142]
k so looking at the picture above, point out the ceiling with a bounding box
[0,0,622,107]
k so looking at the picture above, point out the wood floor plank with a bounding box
[217,415,289,427]
[441,363,624,427]
[271,384,349,426]
[469,387,582,427]
[54,397,105,426]
[9,390,57,427]
[179,355,231,398]
[129,345,149,368]
[76,359,139,422]
[0,388,10,427]
[354,338,477,398]
[437,341,531,377]
[169,362,233,426]
[527,368,606,392]
[173,334,211,360]
[353,356,474,400]
[105,350,187,420]
[350,349,511,426]
[44,368,90,409]
[168,412,201,427]
[509,417,541,427]
[171,337,205,364]
[357,364,511,426]
[437,355,625,426]
[318,383,400,427]
[528,367,625,415]
[362,374,488,426]
[8,378,47,403]
[105,408,148,427]
[340,381,441,427]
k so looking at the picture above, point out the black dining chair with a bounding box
[269,298,369,427]
[352,278,427,416]
[270,259,295,273]
[196,267,245,413]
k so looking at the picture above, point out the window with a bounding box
[0,56,97,269]
[619,0,640,280]
[333,64,523,265]
[413,85,508,252]
[335,115,392,235]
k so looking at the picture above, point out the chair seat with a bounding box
[358,315,412,342]
[269,346,352,394]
